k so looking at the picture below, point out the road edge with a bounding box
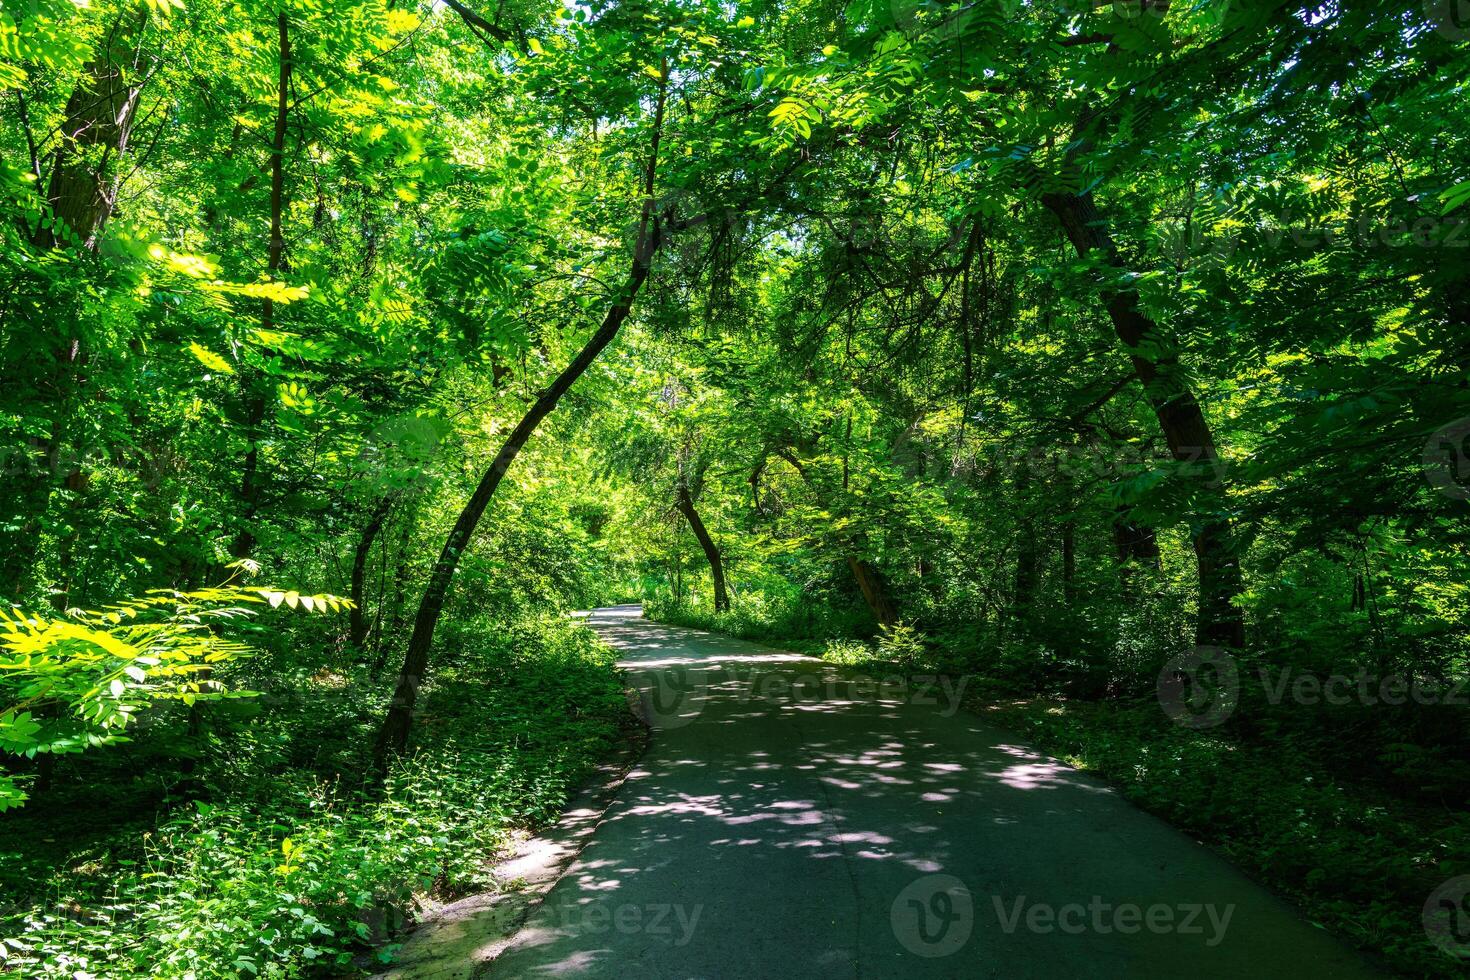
[370,710,649,980]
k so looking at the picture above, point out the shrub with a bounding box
[875,621,929,670]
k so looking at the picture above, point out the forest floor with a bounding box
[472,607,1382,978]
[0,616,630,979]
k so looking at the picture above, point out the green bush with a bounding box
[0,584,346,812]
[820,637,876,666]
[644,581,872,653]
[875,622,929,670]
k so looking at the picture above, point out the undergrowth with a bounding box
[0,616,625,978]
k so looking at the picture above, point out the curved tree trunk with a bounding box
[373,71,673,766]
[675,483,729,612]
[847,555,899,628]
[1042,189,1245,649]
[373,265,655,764]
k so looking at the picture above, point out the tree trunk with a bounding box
[232,13,291,560]
[774,448,901,628]
[48,475,87,612]
[1013,540,1038,618]
[351,498,392,649]
[1113,505,1162,595]
[674,483,729,612]
[1011,456,1037,619]
[373,71,673,766]
[1,7,149,597]
[374,272,656,763]
[847,555,899,628]
[231,390,268,559]
[1042,189,1245,649]
[33,7,149,250]
[373,517,414,677]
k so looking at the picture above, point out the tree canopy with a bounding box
[2,0,1469,975]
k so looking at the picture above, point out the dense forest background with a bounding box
[1,0,1468,975]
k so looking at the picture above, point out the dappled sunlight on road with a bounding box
[481,607,1382,979]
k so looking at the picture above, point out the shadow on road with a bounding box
[485,606,1379,979]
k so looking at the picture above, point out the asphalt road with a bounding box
[484,605,1380,979]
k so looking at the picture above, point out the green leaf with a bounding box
[188,342,235,374]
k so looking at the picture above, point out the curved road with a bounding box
[485,606,1379,978]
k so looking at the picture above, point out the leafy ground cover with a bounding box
[0,615,626,979]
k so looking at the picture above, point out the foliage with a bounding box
[819,637,876,667]
[2,0,1468,973]
[0,615,622,978]
[874,621,929,671]
[0,582,347,812]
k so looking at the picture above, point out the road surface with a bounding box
[484,605,1379,978]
